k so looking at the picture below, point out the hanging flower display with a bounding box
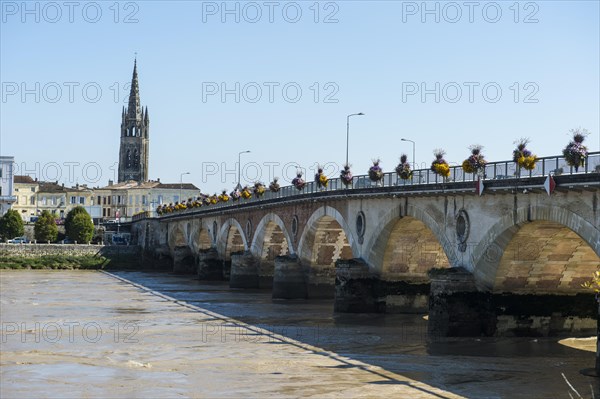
[156,205,164,215]
[315,165,328,188]
[431,149,450,177]
[512,138,537,171]
[218,190,230,202]
[165,203,174,213]
[175,201,186,211]
[292,170,306,190]
[230,189,241,201]
[202,194,211,206]
[395,154,413,180]
[209,194,218,204]
[241,185,252,199]
[340,164,353,186]
[269,177,281,192]
[462,145,487,174]
[254,182,266,197]
[192,197,202,208]
[368,159,384,182]
[563,128,589,171]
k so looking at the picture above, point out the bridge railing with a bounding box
[158,152,600,215]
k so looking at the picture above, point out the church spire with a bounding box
[126,58,141,121]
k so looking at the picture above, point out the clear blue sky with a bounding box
[1,0,599,193]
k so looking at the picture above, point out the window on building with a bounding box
[142,195,147,205]
[129,195,133,205]
[135,195,139,205]
[30,196,35,205]
[97,196,101,205]
[70,196,76,204]
[31,187,35,192]
[117,195,121,205]
[41,197,47,205]
[103,208,106,217]
[107,208,111,217]
[52,197,56,205]
[14,188,19,192]
[108,196,112,205]
[21,196,26,205]
[51,210,56,215]
[158,195,163,205]
[79,197,85,205]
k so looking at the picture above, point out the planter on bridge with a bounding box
[197,248,223,280]
[230,252,260,289]
[272,255,307,299]
[334,259,385,313]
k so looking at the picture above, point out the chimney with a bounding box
[108,180,113,186]
[157,178,160,183]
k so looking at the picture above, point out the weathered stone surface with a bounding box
[230,252,259,289]
[272,255,307,299]
[197,248,223,280]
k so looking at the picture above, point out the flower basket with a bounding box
[368,159,383,182]
[156,205,163,215]
[395,154,413,180]
[513,138,537,171]
[563,128,589,172]
[431,149,450,178]
[209,194,218,204]
[292,171,306,190]
[230,189,241,201]
[241,186,252,199]
[218,190,230,202]
[340,164,353,187]
[253,182,266,197]
[315,166,328,189]
[462,145,487,175]
[202,195,211,206]
[269,178,281,192]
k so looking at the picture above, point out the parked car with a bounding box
[8,236,30,244]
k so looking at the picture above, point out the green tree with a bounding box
[69,212,94,243]
[0,209,25,241]
[34,210,58,243]
[65,206,90,240]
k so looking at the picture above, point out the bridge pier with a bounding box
[334,259,384,313]
[197,248,223,280]
[272,256,307,299]
[230,252,260,288]
[172,246,195,274]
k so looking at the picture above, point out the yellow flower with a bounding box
[435,163,450,177]
[319,174,328,187]
[462,160,474,174]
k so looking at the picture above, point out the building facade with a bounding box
[118,59,150,183]
[0,156,16,215]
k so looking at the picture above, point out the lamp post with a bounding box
[179,172,190,203]
[237,150,251,189]
[401,138,416,170]
[346,113,365,166]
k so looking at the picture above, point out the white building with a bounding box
[0,156,16,215]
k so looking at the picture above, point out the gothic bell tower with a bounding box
[118,59,149,183]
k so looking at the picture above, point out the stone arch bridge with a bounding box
[131,168,600,337]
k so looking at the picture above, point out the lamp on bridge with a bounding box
[237,150,251,189]
[346,113,365,167]
[401,138,416,170]
[179,172,190,203]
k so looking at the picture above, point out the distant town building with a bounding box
[0,156,16,215]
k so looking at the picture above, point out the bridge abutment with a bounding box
[272,256,307,299]
[172,246,195,274]
[306,267,336,299]
[334,259,384,313]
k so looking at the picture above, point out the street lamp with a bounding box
[237,150,251,189]
[179,172,190,203]
[346,113,365,166]
[401,138,416,170]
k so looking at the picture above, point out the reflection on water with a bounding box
[1,270,597,399]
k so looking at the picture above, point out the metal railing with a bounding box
[156,152,600,217]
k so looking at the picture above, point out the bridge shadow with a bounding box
[108,270,599,399]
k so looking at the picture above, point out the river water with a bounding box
[1,270,598,398]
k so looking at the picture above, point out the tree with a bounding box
[34,211,58,243]
[65,206,90,241]
[68,212,94,243]
[0,209,24,241]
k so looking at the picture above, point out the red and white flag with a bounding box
[544,174,556,196]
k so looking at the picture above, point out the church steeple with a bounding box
[118,58,150,183]
[127,58,141,121]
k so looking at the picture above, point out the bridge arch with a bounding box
[365,204,457,275]
[250,213,294,257]
[472,205,600,291]
[297,206,359,265]
[190,221,214,253]
[217,218,248,260]
[168,222,188,250]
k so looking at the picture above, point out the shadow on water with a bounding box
[108,271,599,399]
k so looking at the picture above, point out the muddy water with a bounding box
[1,270,598,399]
